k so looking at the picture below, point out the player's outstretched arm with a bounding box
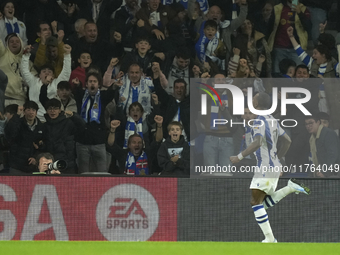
[230,136,262,164]
[277,133,291,161]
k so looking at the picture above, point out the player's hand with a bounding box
[230,156,240,164]
[171,155,179,163]
[63,44,72,54]
[154,115,163,125]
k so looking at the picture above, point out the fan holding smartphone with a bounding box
[291,0,300,13]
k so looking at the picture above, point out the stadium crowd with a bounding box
[0,0,339,177]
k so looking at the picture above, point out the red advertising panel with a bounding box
[0,177,177,241]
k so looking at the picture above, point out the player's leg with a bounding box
[251,189,276,243]
[263,178,311,209]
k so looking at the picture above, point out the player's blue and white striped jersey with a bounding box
[240,126,254,159]
[251,115,286,168]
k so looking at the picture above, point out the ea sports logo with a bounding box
[96,184,159,241]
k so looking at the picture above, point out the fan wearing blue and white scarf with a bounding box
[125,151,149,175]
[5,17,19,35]
[80,90,102,124]
[123,114,146,149]
[195,21,220,64]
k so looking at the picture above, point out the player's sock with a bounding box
[252,204,275,242]
[262,186,293,209]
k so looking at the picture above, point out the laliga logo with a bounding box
[199,83,312,127]
[96,184,159,241]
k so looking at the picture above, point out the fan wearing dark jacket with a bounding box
[157,121,189,176]
[42,98,80,174]
[5,101,45,174]
[152,63,190,141]
[73,71,118,173]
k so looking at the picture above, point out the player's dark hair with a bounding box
[256,92,271,110]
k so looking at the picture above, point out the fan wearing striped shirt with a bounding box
[287,26,339,78]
